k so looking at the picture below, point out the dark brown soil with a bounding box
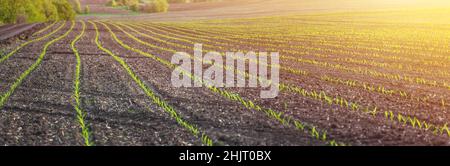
[0,0,449,146]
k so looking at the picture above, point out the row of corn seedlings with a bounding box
[124,22,450,138]
[146,22,450,88]
[155,21,449,64]
[138,22,450,92]
[320,75,448,109]
[91,21,214,146]
[129,22,449,116]
[70,20,93,146]
[100,21,345,146]
[0,21,74,109]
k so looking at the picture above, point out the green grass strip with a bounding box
[90,21,213,146]
[70,20,93,146]
[0,21,74,109]
[0,22,66,64]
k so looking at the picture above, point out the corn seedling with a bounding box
[70,20,93,146]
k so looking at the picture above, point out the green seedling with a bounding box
[70,20,93,146]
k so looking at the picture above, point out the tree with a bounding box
[154,0,168,12]
[0,0,76,24]
[117,0,139,6]
[129,3,139,12]
[106,0,118,7]
[40,0,59,21]
[0,0,25,23]
[53,0,76,21]
[84,5,90,14]
[21,0,47,23]
[68,0,82,14]
[140,0,168,13]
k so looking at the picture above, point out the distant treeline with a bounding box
[107,0,169,13]
[0,0,85,24]
[106,0,222,13]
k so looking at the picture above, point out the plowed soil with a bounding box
[1,0,449,146]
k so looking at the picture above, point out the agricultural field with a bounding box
[0,0,449,146]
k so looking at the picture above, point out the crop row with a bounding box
[155,22,450,65]
[0,22,65,64]
[119,22,450,138]
[143,23,450,90]
[279,84,450,138]
[100,21,345,146]
[128,22,448,111]
[178,22,449,73]
[91,21,214,146]
[122,22,310,78]
[287,56,450,90]
[320,75,447,109]
[0,21,74,109]
[1,21,95,146]
[134,22,446,103]
[163,20,449,57]
[70,21,93,146]
[154,22,449,73]
[333,57,450,78]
